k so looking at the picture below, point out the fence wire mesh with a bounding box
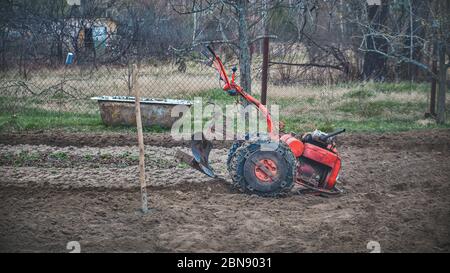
[0,47,346,119]
[0,61,221,116]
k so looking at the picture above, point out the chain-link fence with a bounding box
[0,60,222,116]
[1,0,446,134]
[0,47,346,116]
[0,54,230,114]
[0,50,432,135]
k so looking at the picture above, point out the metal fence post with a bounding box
[261,36,269,106]
[260,0,269,106]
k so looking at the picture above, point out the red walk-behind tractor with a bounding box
[178,46,345,197]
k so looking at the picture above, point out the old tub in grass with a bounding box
[91,96,192,128]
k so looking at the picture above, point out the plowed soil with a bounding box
[0,129,449,252]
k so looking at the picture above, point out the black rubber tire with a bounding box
[228,139,297,197]
[226,133,258,172]
[226,140,244,173]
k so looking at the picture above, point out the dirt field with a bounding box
[0,129,449,253]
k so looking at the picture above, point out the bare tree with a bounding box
[353,0,449,123]
[170,0,288,93]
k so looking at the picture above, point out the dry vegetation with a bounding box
[0,63,449,133]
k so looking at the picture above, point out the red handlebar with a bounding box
[206,46,274,135]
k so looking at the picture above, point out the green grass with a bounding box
[83,154,94,161]
[188,82,449,133]
[0,107,168,133]
[370,81,429,93]
[49,151,68,161]
[283,116,449,133]
[343,88,376,99]
[0,82,448,134]
[337,100,428,118]
[190,88,238,105]
[0,150,41,166]
[334,81,429,94]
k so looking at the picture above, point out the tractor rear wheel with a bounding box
[228,139,297,197]
[226,140,244,173]
[226,134,264,172]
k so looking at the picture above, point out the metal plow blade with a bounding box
[175,132,216,178]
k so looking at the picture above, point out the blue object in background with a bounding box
[93,26,108,50]
[227,89,238,96]
[65,52,74,65]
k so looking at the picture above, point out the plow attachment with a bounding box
[176,132,216,178]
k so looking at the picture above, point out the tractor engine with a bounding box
[297,157,331,189]
[281,129,343,191]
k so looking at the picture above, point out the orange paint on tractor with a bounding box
[280,135,341,190]
[254,159,278,183]
[301,143,341,189]
[325,157,341,189]
[302,143,338,168]
[280,134,304,157]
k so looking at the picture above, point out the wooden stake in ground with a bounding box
[132,64,149,213]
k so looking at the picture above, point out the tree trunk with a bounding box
[436,42,447,124]
[430,37,437,116]
[237,0,252,93]
[362,2,389,80]
[57,35,64,66]
[0,28,6,71]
